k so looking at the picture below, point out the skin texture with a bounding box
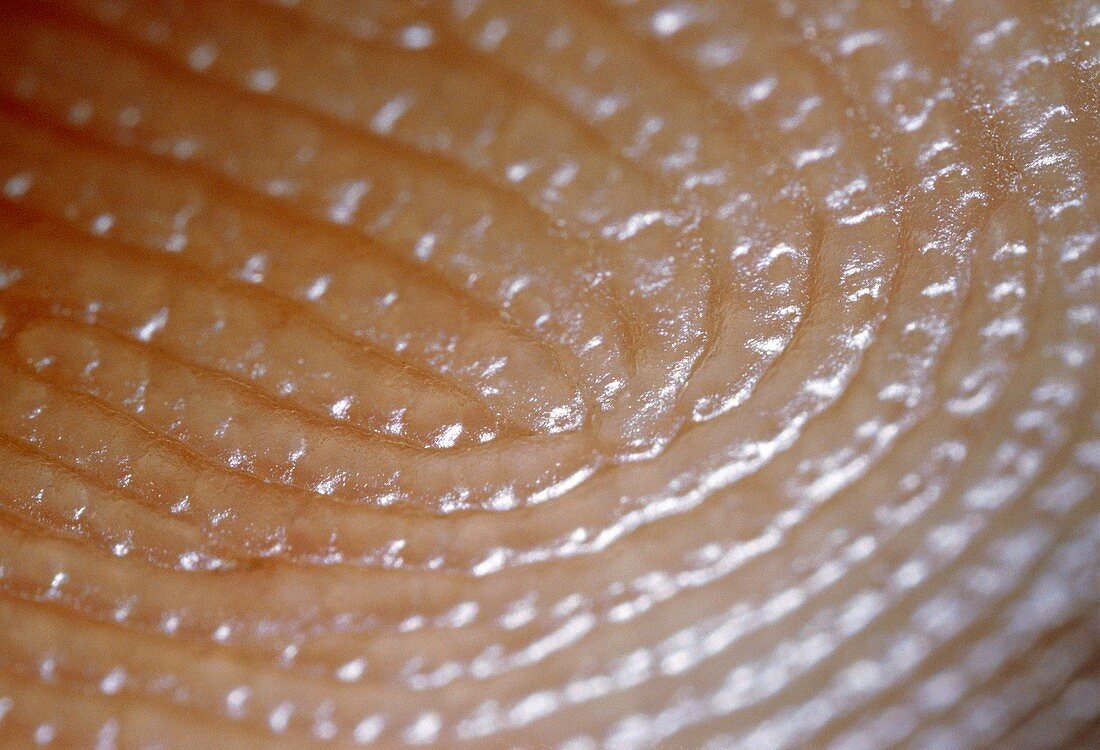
[0,0,1097,748]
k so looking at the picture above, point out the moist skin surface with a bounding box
[0,1,1097,748]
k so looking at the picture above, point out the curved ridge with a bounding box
[0,0,1096,748]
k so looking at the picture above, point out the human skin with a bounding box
[0,0,1097,748]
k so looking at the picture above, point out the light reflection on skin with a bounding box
[0,0,1096,748]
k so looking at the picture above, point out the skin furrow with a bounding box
[0,0,1096,748]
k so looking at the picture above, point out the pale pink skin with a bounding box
[0,0,1096,748]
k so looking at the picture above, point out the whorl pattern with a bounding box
[0,0,1096,748]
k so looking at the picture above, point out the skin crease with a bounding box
[0,0,1097,747]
